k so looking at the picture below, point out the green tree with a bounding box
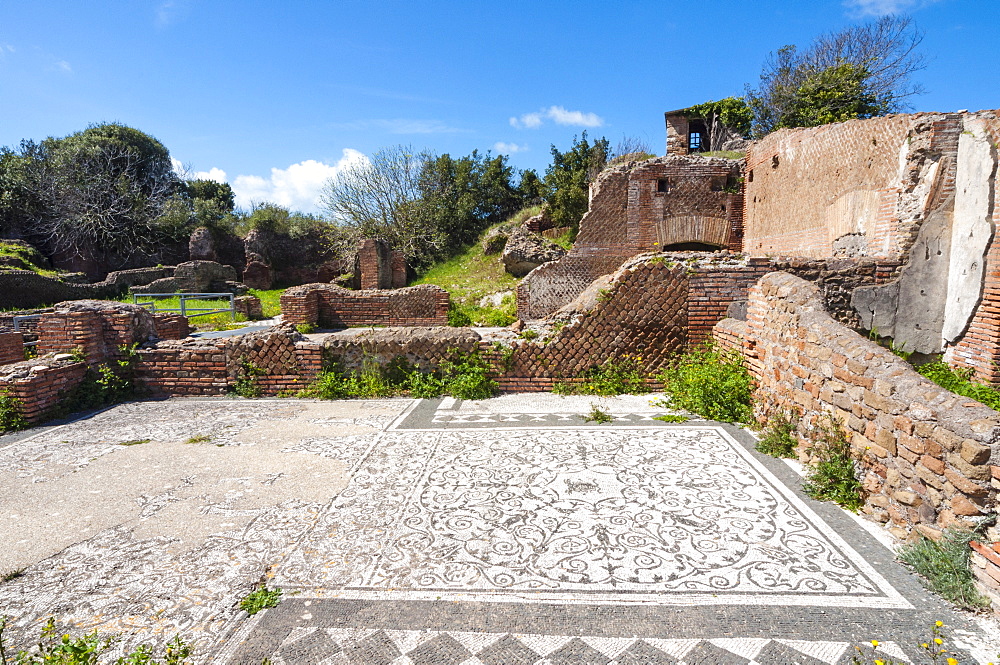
[543,132,610,233]
[746,15,925,136]
[0,123,182,259]
[184,179,235,212]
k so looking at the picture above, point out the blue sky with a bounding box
[1,0,997,213]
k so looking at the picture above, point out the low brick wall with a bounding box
[0,330,25,366]
[281,284,449,328]
[715,272,1000,537]
[151,313,192,340]
[0,360,88,422]
[36,301,155,364]
[970,540,1000,617]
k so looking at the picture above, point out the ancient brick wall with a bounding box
[716,272,999,537]
[36,302,155,364]
[0,330,25,366]
[0,360,88,422]
[151,313,192,340]
[281,284,449,328]
[520,156,744,319]
[743,113,962,259]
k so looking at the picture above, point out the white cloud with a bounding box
[156,0,191,27]
[54,60,72,73]
[546,106,603,127]
[229,149,368,213]
[509,112,543,129]
[510,106,604,129]
[193,167,227,183]
[843,0,940,16]
[493,142,528,154]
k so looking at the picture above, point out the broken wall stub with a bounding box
[281,283,449,329]
[518,156,744,319]
[715,272,1000,538]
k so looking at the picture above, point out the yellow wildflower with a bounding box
[871,640,879,648]
[935,638,943,645]
[936,620,943,627]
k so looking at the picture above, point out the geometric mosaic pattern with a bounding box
[268,627,912,665]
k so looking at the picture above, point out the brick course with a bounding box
[281,284,449,328]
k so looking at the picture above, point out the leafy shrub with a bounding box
[915,360,1000,410]
[58,345,139,416]
[230,360,264,398]
[653,344,753,423]
[405,371,446,398]
[801,419,865,512]
[553,355,648,396]
[755,410,799,458]
[439,352,498,400]
[898,528,992,610]
[0,615,191,664]
[584,405,613,424]
[295,323,318,334]
[0,393,28,433]
[447,302,472,327]
[652,414,687,423]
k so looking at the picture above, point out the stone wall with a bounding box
[36,301,156,364]
[0,360,89,422]
[281,284,449,328]
[0,267,172,310]
[518,155,744,319]
[715,272,1000,538]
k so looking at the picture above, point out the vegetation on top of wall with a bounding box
[677,97,753,137]
[914,360,1000,411]
[653,343,754,423]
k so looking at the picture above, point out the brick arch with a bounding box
[655,215,730,248]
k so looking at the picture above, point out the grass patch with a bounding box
[652,414,688,423]
[915,360,1000,410]
[584,405,613,424]
[185,434,212,444]
[239,584,282,615]
[898,527,992,611]
[120,438,151,446]
[412,223,522,327]
[801,418,865,512]
[696,150,746,159]
[653,343,753,423]
[755,410,799,458]
[250,288,284,319]
[552,355,648,396]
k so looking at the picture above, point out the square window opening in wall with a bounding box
[657,178,669,193]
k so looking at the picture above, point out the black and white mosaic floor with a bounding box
[1,396,997,664]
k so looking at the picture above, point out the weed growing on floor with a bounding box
[185,434,212,444]
[0,393,28,434]
[848,621,978,665]
[294,323,318,334]
[552,355,648,396]
[0,616,192,664]
[230,360,265,398]
[239,585,282,615]
[653,343,753,423]
[0,569,24,584]
[801,418,865,512]
[652,414,688,423]
[897,527,992,611]
[518,329,538,341]
[584,405,613,424]
[120,439,151,446]
[755,410,799,458]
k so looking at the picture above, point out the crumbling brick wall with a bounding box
[716,272,999,538]
[519,156,744,319]
[281,284,449,328]
[743,113,962,260]
[0,360,88,422]
[36,301,155,364]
